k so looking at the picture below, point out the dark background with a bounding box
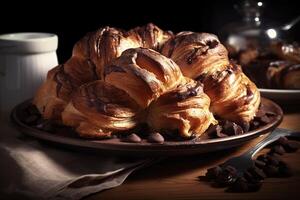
[1,0,299,63]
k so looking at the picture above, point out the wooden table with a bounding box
[87,104,300,200]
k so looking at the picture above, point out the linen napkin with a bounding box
[0,119,157,200]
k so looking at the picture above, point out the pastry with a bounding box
[62,48,214,138]
[267,61,300,89]
[162,32,260,124]
[33,24,262,139]
[147,79,216,138]
[33,23,172,120]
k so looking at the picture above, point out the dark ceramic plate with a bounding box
[11,98,283,156]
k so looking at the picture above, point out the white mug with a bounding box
[0,33,58,118]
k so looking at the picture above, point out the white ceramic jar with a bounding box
[0,33,58,118]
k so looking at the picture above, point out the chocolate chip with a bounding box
[216,126,228,138]
[270,145,286,155]
[205,166,223,180]
[250,120,260,130]
[224,165,237,175]
[243,171,255,183]
[216,121,244,137]
[255,110,266,118]
[240,121,250,132]
[247,167,266,180]
[227,177,249,192]
[263,165,279,177]
[233,123,244,135]
[213,165,238,187]
[123,133,141,143]
[257,154,268,163]
[266,154,281,166]
[147,132,164,143]
[260,116,271,124]
[277,137,289,145]
[283,141,300,153]
[254,160,266,168]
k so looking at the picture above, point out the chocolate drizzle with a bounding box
[244,85,254,104]
[83,85,107,113]
[186,40,218,64]
[54,65,73,98]
[187,47,201,64]
[176,82,203,100]
[87,59,99,80]
[104,65,126,77]
[207,40,218,49]
[167,36,185,57]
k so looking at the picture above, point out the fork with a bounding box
[220,128,300,176]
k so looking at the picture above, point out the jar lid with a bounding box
[0,33,58,54]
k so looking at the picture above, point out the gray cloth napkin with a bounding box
[0,119,156,200]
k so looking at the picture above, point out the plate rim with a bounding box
[10,98,283,153]
[259,88,300,93]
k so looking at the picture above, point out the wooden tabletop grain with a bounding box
[87,104,300,200]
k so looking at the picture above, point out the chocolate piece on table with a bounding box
[205,166,223,180]
[270,145,286,155]
[213,165,237,187]
[263,165,279,177]
[266,154,281,166]
[227,177,249,193]
[254,159,266,168]
[247,167,266,180]
[283,141,300,153]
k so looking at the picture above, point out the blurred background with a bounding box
[1,0,299,62]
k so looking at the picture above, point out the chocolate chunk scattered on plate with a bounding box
[147,132,164,143]
[123,133,142,143]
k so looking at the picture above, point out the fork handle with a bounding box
[245,128,300,158]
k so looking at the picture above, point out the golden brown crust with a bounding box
[104,47,184,108]
[127,23,173,51]
[203,63,260,123]
[162,32,260,123]
[147,78,216,137]
[34,24,173,122]
[34,24,262,139]
[267,61,300,89]
[161,32,230,79]
[33,57,98,120]
[62,80,141,138]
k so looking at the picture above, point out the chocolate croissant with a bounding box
[33,23,172,121]
[162,32,260,124]
[61,80,141,138]
[104,48,184,108]
[61,48,217,138]
[33,57,97,121]
[34,24,261,139]
[147,79,216,137]
[267,61,300,89]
